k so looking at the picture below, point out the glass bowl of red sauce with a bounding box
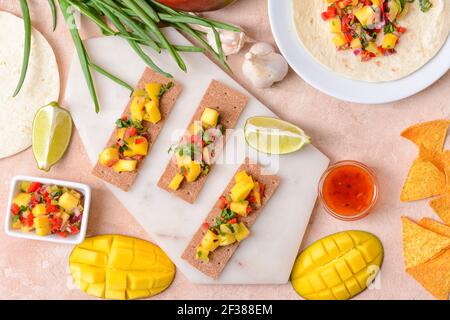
[318,160,379,221]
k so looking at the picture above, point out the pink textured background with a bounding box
[0,0,448,300]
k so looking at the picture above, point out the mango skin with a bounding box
[69,235,176,300]
[291,231,383,300]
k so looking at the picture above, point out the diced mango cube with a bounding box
[218,233,236,246]
[35,227,51,236]
[354,6,375,26]
[13,193,31,207]
[201,230,219,252]
[12,220,22,230]
[351,38,362,49]
[32,204,47,217]
[168,173,184,191]
[34,215,50,228]
[234,222,250,242]
[329,18,341,33]
[130,136,149,156]
[58,192,79,213]
[200,107,219,128]
[235,171,250,183]
[130,96,146,122]
[332,283,351,300]
[144,100,161,124]
[99,147,119,167]
[185,161,202,183]
[112,159,137,173]
[332,33,347,47]
[196,246,209,262]
[231,179,254,202]
[230,201,249,216]
[116,128,126,140]
[382,33,398,49]
[145,83,161,99]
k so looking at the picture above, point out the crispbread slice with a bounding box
[157,80,248,203]
[92,68,182,191]
[181,159,280,278]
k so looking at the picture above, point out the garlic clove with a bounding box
[206,28,247,56]
[242,42,289,88]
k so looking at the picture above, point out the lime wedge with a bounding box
[32,102,73,171]
[244,116,311,154]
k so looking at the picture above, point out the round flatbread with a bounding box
[0,11,60,159]
[292,0,450,82]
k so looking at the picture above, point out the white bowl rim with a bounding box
[4,175,91,245]
[268,0,450,104]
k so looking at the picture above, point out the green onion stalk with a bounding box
[16,0,240,113]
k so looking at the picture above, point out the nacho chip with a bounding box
[419,147,450,173]
[401,120,450,153]
[400,160,446,202]
[407,250,450,300]
[401,216,450,269]
[418,217,450,237]
[430,194,450,225]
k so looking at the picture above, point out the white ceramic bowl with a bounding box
[268,0,450,104]
[5,175,91,245]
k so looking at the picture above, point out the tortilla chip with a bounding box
[418,217,450,237]
[401,216,450,269]
[407,250,450,300]
[400,160,446,202]
[430,194,450,225]
[419,146,450,173]
[401,120,450,153]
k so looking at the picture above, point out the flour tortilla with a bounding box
[0,12,60,159]
[292,0,450,82]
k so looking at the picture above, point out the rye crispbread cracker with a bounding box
[182,159,280,278]
[157,80,248,203]
[92,68,182,191]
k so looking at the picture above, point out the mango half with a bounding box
[291,231,383,300]
[69,235,175,300]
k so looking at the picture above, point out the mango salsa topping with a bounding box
[195,171,265,262]
[11,181,84,237]
[98,82,173,173]
[168,107,224,190]
[321,0,432,62]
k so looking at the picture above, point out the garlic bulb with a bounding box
[206,28,248,56]
[242,43,289,88]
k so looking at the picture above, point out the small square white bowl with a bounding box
[5,175,91,245]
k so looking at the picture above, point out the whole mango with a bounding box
[69,235,175,300]
[291,230,383,300]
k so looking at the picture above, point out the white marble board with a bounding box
[65,29,330,284]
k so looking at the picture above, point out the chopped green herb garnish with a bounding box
[419,0,432,12]
[159,82,174,98]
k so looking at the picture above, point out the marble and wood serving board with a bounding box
[65,29,329,284]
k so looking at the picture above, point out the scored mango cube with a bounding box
[127,271,153,290]
[108,247,134,268]
[106,270,127,291]
[80,265,105,284]
[70,247,108,267]
[127,289,150,300]
[86,283,105,298]
[105,289,126,300]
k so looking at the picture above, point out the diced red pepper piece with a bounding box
[56,231,67,238]
[321,6,337,21]
[201,222,210,232]
[121,115,128,121]
[134,137,145,145]
[11,203,21,215]
[46,204,59,214]
[219,195,228,209]
[26,214,34,227]
[28,182,42,193]
[227,218,238,225]
[246,206,252,214]
[68,226,80,235]
[396,26,407,33]
[126,127,137,137]
[247,195,256,204]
